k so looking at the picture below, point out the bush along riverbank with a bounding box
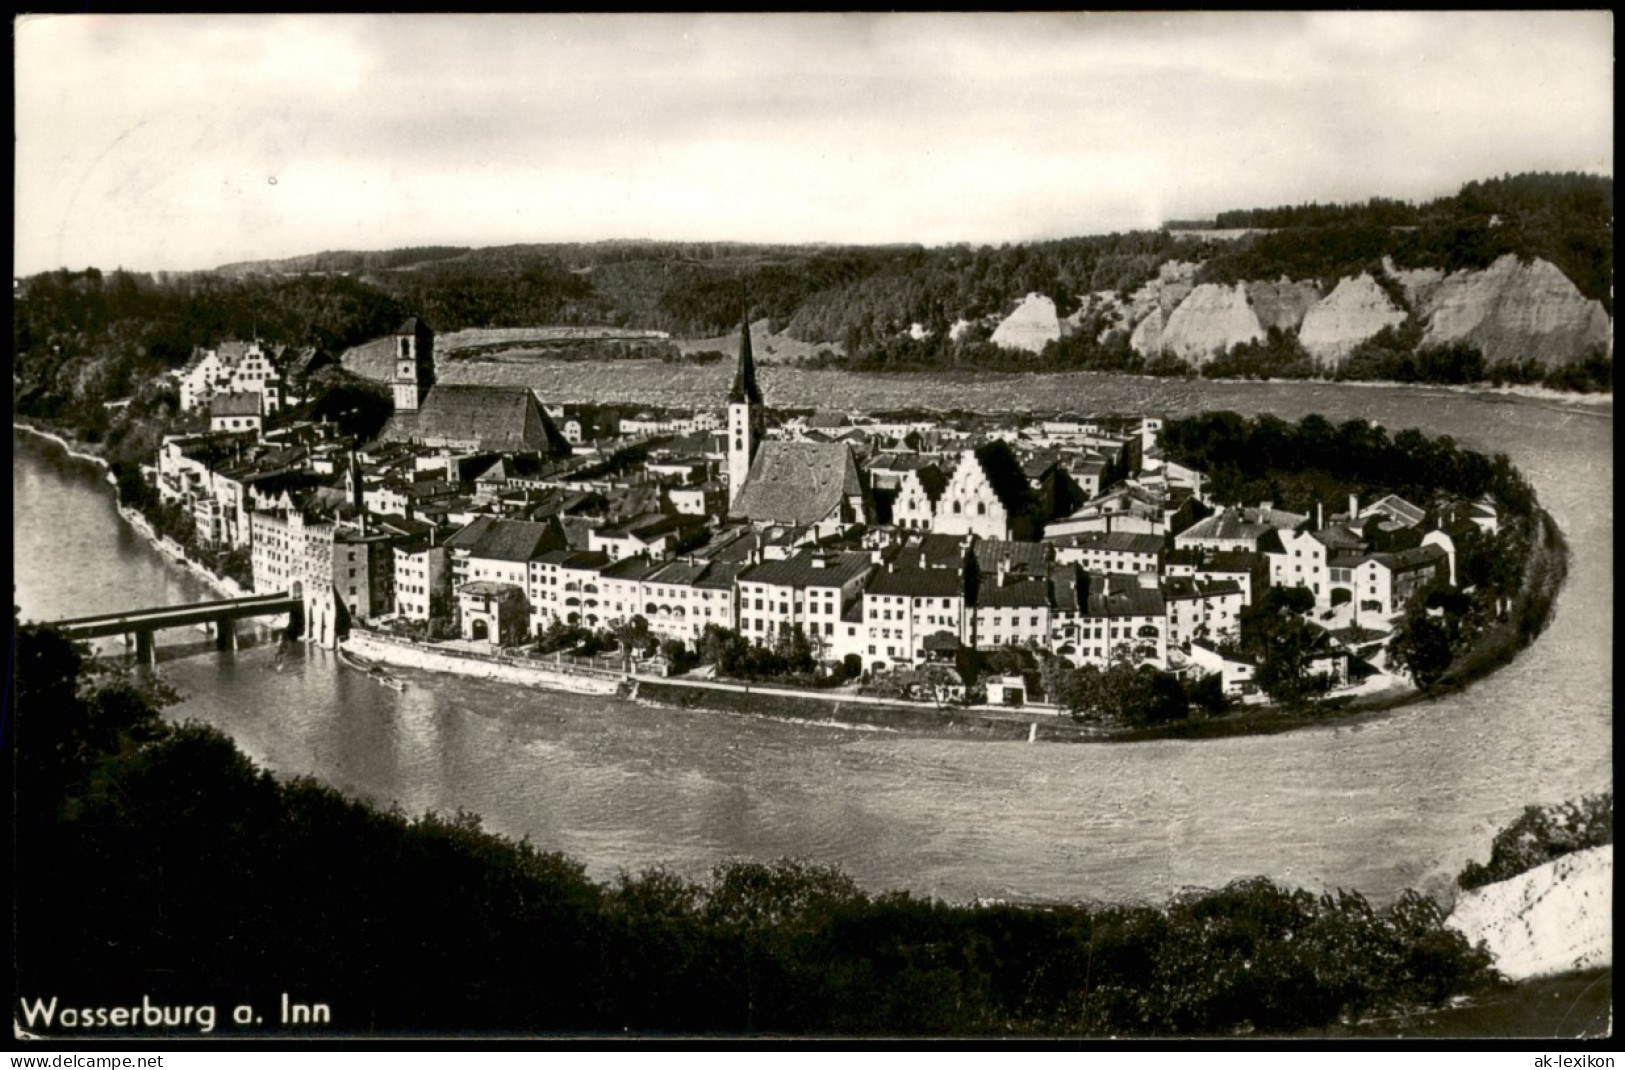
[15,615,1506,1038]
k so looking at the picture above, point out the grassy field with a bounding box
[437,357,1614,419]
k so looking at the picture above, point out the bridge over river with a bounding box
[48,592,302,667]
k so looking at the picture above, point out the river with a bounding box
[11,383,1611,906]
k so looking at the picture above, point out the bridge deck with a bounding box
[49,593,301,639]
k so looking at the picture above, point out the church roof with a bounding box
[338,335,398,383]
[378,385,570,455]
[730,440,863,527]
[727,317,763,405]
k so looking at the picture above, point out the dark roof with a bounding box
[975,575,1050,609]
[740,550,872,590]
[914,532,971,569]
[646,558,708,587]
[394,316,430,336]
[727,318,763,405]
[923,631,962,652]
[444,516,497,550]
[1177,508,1271,544]
[1049,530,1164,555]
[731,441,863,526]
[1022,452,1061,481]
[210,392,262,417]
[694,561,744,590]
[1369,544,1448,572]
[1312,524,1368,551]
[465,517,565,562]
[973,538,1049,576]
[600,555,664,582]
[971,440,1035,515]
[380,385,570,455]
[866,567,964,599]
[1083,573,1165,618]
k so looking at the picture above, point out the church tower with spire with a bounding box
[726,312,765,507]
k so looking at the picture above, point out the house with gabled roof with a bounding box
[1048,530,1164,576]
[861,564,967,672]
[1359,493,1427,530]
[445,515,566,606]
[210,391,264,435]
[737,549,873,654]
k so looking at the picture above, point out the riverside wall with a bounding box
[343,630,623,695]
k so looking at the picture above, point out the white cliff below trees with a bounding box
[1298,274,1408,365]
[1155,282,1265,364]
[1419,254,1612,367]
[1245,279,1323,335]
[989,293,1061,353]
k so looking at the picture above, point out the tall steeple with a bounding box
[726,306,765,508]
[727,308,763,405]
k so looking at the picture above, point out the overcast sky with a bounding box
[14,12,1614,275]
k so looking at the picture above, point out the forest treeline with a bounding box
[15,617,1502,1037]
[13,171,1611,429]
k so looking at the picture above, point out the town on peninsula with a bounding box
[13,11,1611,1045]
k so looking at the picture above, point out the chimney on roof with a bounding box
[1349,493,1359,519]
[1138,570,1158,590]
[1261,501,1273,514]
[1316,500,1324,530]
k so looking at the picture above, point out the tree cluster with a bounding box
[1157,412,1537,522]
[1457,792,1612,892]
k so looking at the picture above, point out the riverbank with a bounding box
[15,419,248,604]
[13,418,110,469]
[344,629,622,695]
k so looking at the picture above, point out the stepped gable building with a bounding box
[725,315,872,530]
[934,439,1045,541]
[379,384,572,456]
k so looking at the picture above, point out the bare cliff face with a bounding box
[989,292,1061,353]
[1154,282,1265,364]
[1419,254,1612,366]
[1298,274,1407,365]
[1245,278,1323,334]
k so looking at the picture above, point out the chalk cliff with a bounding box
[1156,283,1266,364]
[990,292,1061,353]
[1129,306,1165,357]
[1298,274,1408,364]
[1245,278,1323,334]
[1419,254,1612,366]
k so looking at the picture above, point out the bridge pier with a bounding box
[133,629,156,670]
[214,616,237,652]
